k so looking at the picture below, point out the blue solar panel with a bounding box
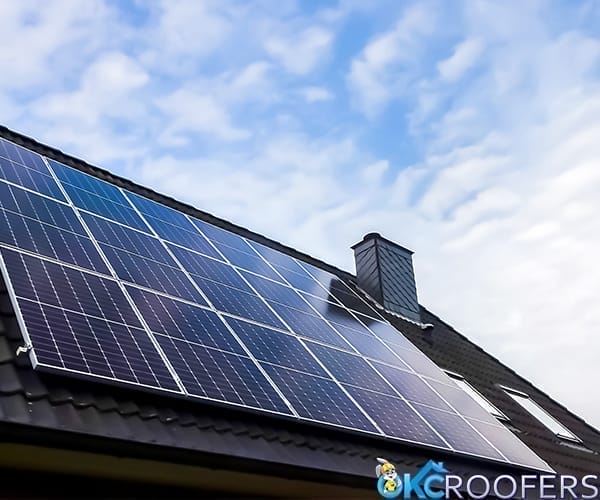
[305,342,392,393]
[0,141,65,201]
[100,244,205,303]
[126,286,246,355]
[333,325,408,367]
[126,192,196,230]
[215,243,283,282]
[427,379,495,421]
[274,265,326,296]
[0,139,553,472]
[83,213,175,265]
[360,315,418,350]
[168,244,252,292]
[0,138,50,173]
[371,362,453,410]
[1,249,178,391]
[413,404,505,460]
[467,419,551,469]
[248,241,308,274]
[49,160,149,232]
[193,218,255,254]
[302,294,373,335]
[225,317,327,376]
[240,272,315,314]
[0,207,109,273]
[384,343,448,381]
[191,276,285,329]
[267,302,349,349]
[344,386,449,447]
[263,364,378,432]
[156,335,292,414]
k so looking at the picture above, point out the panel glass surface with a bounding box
[1,249,178,391]
[49,160,149,232]
[344,386,448,447]
[0,183,108,273]
[262,364,378,433]
[169,244,252,292]
[305,342,391,393]
[156,335,292,414]
[126,286,245,355]
[0,139,65,201]
[0,139,553,472]
[191,275,285,330]
[225,317,327,376]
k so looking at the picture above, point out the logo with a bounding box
[375,458,448,499]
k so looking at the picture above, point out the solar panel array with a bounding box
[0,137,551,471]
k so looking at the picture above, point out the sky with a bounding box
[1,0,599,431]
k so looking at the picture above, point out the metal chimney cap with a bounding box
[351,233,414,255]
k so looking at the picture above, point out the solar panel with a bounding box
[0,136,553,472]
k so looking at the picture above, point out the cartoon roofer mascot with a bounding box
[376,458,402,498]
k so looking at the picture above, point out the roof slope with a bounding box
[0,125,599,488]
[381,307,600,476]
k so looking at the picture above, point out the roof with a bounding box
[1,125,599,492]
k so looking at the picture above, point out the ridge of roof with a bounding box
[0,125,355,282]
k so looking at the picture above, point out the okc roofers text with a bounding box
[445,473,599,499]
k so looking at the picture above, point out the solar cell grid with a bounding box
[126,286,246,355]
[0,182,79,231]
[305,342,392,393]
[0,155,66,201]
[125,191,196,231]
[467,419,550,469]
[334,325,408,367]
[193,218,255,254]
[240,272,315,314]
[60,182,149,232]
[49,160,128,203]
[156,335,292,414]
[192,275,285,329]
[344,386,448,447]
[2,250,142,326]
[262,364,378,432]
[226,317,327,376]
[0,138,554,472]
[168,244,251,292]
[0,138,49,173]
[215,243,283,282]
[143,215,222,258]
[83,213,175,265]
[100,244,205,304]
[413,404,505,460]
[268,302,349,349]
[0,209,109,274]
[274,265,326,296]
[248,241,307,274]
[371,362,453,410]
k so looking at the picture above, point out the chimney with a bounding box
[351,233,421,322]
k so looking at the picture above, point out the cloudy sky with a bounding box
[2,0,599,430]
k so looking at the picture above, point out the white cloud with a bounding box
[348,3,436,116]
[0,0,115,90]
[266,26,333,75]
[32,52,149,126]
[157,88,250,143]
[299,86,334,103]
[437,38,484,82]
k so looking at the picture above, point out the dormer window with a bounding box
[503,387,582,443]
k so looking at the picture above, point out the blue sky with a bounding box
[2,0,600,429]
